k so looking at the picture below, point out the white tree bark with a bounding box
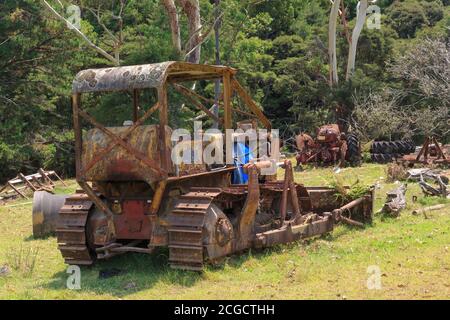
[162,0,202,63]
[178,0,202,63]
[328,0,341,86]
[346,0,369,80]
[162,0,182,55]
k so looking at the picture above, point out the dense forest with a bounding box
[0,0,449,182]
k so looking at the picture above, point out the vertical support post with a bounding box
[223,71,232,130]
[158,85,170,172]
[212,0,222,130]
[286,161,300,219]
[279,164,289,226]
[133,89,139,123]
[72,93,83,182]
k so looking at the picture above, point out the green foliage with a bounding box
[330,175,372,203]
[387,1,429,38]
[0,0,448,183]
[421,0,445,26]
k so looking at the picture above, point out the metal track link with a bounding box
[56,193,94,265]
[167,188,221,271]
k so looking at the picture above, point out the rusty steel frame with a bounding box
[71,63,273,223]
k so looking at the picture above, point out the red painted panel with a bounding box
[114,200,152,240]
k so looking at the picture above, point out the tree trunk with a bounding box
[178,0,202,64]
[328,0,341,86]
[346,0,368,80]
[162,0,182,56]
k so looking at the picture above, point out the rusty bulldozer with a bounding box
[34,62,374,271]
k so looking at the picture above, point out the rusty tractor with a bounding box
[295,124,361,168]
[34,62,374,271]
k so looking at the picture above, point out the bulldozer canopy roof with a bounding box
[72,61,236,94]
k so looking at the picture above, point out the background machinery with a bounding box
[295,124,361,168]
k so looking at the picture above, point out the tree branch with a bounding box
[42,0,120,66]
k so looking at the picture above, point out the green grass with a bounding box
[0,164,449,300]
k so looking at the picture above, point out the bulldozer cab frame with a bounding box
[71,62,273,214]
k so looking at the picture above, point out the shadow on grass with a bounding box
[41,248,204,298]
[37,222,373,297]
[24,234,55,242]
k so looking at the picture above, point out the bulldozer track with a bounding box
[56,193,94,265]
[167,188,222,271]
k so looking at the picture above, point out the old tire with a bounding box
[371,140,415,156]
[371,153,394,164]
[346,133,361,166]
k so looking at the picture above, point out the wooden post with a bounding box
[73,93,83,182]
[223,71,232,130]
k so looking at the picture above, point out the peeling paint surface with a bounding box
[72,62,174,93]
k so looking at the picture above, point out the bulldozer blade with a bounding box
[32,191,69,238]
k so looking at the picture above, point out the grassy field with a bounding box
[0,163,449,300]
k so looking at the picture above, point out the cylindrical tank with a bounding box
[32,191,69,238]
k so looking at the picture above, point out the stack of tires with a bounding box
[370,140,416,163]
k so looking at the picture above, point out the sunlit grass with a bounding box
[0,165,449,299]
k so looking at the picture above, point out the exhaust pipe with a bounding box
[32,191,69,238]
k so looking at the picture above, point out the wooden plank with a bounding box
[231,77,272,130]
[8,182,28,199]
[39,168,55,186]
[19,173,37,192]
[49,171,67,186]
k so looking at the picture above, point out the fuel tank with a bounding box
[82,125,173,184]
